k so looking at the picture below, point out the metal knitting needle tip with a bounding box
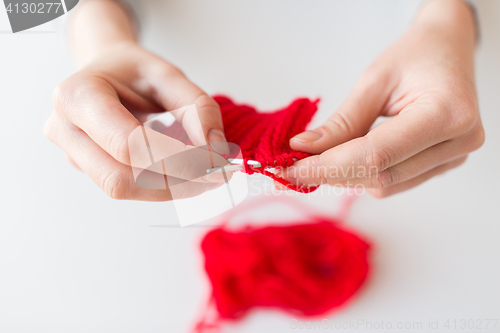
[205,158,298,174]
[227,158,261,167]
[206,164,244,173]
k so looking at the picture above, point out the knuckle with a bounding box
[455,105,478,135]
[322,112,353,137]
[194,93,219,111]
[99,170,128,200]
[422,93,451,122]
[52,81,72,112]
[417,92,453,128]
[364,142,393,172]
[427,90,478,136]
[154,63,184,79]
[373,168,398,189]
[105,129,129,164]
[53,74,98,115]
[469,125,486,151]
[43,112,72,145]
[368,188,391,199]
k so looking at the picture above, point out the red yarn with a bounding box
[154,96,320,193]
[215,96,320,193]
[201,220,370,321]
[194,194,371,333]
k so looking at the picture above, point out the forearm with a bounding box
[415,0,477,47]
[410,0,477,80]
[69,0,137,67]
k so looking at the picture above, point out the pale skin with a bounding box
[282,0,485,198]
[44,0,229,201]
[45,0,484,200]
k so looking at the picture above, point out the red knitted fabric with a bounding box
[198,218,370,327]
[154,96,320,193]
[215,96,320,193]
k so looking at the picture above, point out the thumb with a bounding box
[173,93,230,155]
[290,71,394,155]
[149,69,229,154]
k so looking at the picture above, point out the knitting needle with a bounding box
[227,158,261,166]
[206,164,245,173]
[205,158,297,174]
[205,161,253,174]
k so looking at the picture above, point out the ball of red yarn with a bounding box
[200,219,371,320]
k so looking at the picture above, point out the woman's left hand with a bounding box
[282,0,485,198]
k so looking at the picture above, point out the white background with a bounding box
[0,0,499,332]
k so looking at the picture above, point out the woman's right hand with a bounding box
[44,1,229,201]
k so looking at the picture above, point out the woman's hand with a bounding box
[283,0,485,198]
[44,0,228,201]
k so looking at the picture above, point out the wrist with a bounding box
[71,0,138,67]
[414,0,477,45]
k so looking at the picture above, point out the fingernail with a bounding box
[208,129,230,155]
[291,130,322,143]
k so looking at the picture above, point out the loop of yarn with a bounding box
[200,218,371,322]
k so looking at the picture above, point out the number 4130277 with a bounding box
[6,3,62,14]
[444,319,498,330]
